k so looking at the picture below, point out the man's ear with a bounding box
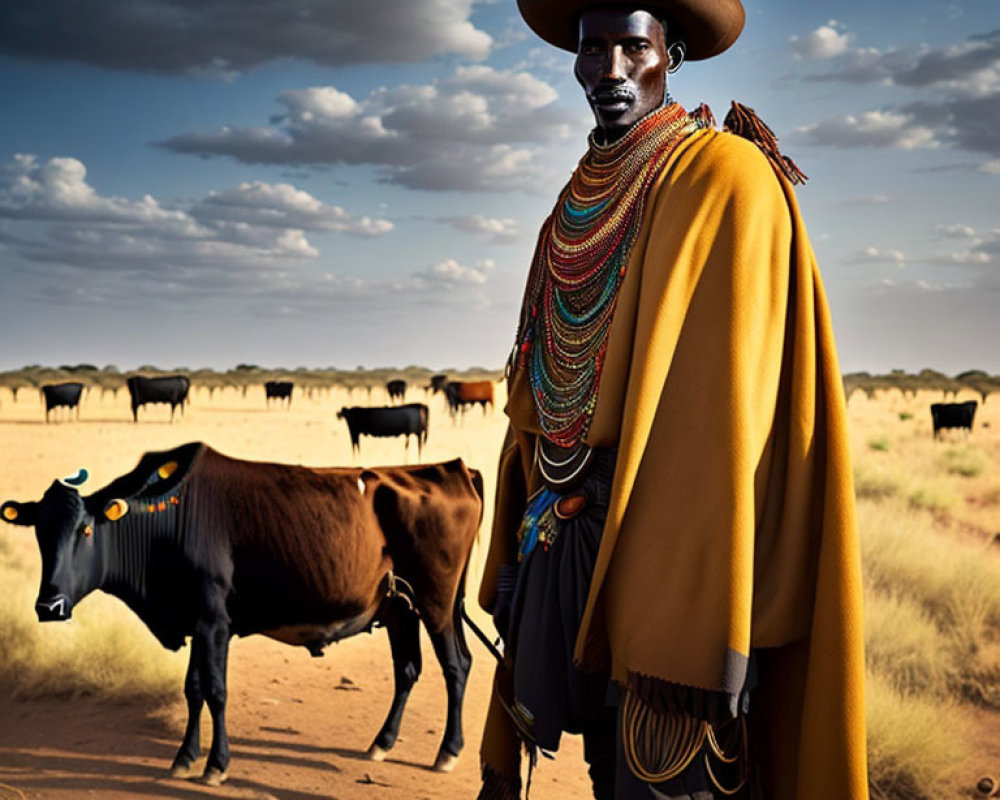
[667,41,686,74]
[1,500,38,527]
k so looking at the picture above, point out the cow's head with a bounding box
[1,469,129,622]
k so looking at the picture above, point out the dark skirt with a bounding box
[505,448,616,752]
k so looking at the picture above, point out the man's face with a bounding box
[575,8,668,136]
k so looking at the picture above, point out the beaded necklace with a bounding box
[512,103,700,451]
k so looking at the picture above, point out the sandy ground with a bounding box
[1,384,998,799]
[0,385,592,800]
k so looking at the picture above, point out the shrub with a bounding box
[866,672,969,800]
[854,467,899,501]
[941,447,986,478]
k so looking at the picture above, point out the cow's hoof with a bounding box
[367,744,388,762]
[433,752,459,773]
[169,762,197,780]
[202,767,229,787]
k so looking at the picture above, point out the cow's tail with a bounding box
[420,404,429,446]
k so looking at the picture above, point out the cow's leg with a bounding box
[170,647,205,779]
[195,599,231,786]
[427,616,472,772]
[368,600,422,761]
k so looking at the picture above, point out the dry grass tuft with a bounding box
[854,466,900,501]
[941,446,987,478]
[0,561,184,702]
[866,672,970,800]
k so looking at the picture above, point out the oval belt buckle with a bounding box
[553,493,587,520]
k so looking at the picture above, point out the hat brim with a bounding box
[516,0,745,61]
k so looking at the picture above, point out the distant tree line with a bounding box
[842,369,1000,403]
[0,364,504,400]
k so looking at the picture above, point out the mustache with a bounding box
[588,84,636,104]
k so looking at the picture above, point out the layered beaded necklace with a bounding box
[512,103,700,454]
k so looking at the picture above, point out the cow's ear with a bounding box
[1,501,37,527]
[104,499,130,522]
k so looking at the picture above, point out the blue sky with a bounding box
[0,0,996,373]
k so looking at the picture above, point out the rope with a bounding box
[621,689,707,783]
[459,599,505,662]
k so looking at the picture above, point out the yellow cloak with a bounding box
[479,126,869,800]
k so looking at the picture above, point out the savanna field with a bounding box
[0,370,998,800]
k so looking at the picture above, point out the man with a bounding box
[476,1,868,799]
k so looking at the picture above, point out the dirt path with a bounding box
[0,631,592,800]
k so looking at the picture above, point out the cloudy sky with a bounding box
[0,0,996,373]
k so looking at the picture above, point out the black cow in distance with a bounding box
[930,400,977,438]
[338,404,429,458]
[41,382,84,423]
[386,380,407,404]
[264,380,294,408]
[127,375,190,422]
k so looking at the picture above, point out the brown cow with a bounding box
[1,442,482,785]
[445,380,494,417]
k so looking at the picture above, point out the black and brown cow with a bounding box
[40,382,84,423]
[126,375,190,422]
[444,380,494,417]
[0,442,482,785]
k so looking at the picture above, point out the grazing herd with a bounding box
[1,443,484,781]
[27,375,501,460]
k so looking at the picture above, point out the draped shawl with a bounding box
[479,126,869,800]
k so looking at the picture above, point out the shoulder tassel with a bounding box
[723,101,808,186]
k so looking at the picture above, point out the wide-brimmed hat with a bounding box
[516,0,745,60]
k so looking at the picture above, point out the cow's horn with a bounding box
[104,499,129,522]
[157,461,178,480]
[60,468,89,487]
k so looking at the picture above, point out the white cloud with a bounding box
[438,214,520,244]
[893,31,1000,99]
[981,160,1000,174]
[0,154,195,230]
[850,246,907,266]
[0,154,393,277]
[416,257,494,285]
[160,66,583,192]
[788,22,851,60]
[937,223,976,238]
[191,182,394,237]
[795,110,940,150]
[793,30,1000,158]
